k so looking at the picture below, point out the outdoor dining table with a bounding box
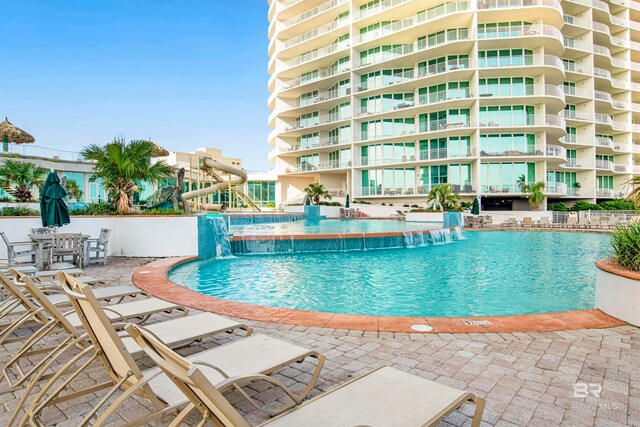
[28,233,90,270]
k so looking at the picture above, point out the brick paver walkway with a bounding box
[1,257,638,426]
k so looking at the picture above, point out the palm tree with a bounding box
[303,183,332,205]
[0,160,48,202]
[81,137,173,213]
[426,183,461,211]
[625,176,640,209]
[64,179,84,202]
[517,174,546,210]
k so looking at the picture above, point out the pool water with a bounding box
[170,231,611,317]
[230,219,439,236]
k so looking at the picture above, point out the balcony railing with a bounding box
[477,24,562,44]
[481,184,521,194]
[478,53,562,70]
[595,136,614,148]
[478,114,564,128]
[419,147,474,160]
[294,88,349,108]
[546,182,567,195]
[285,40,350,68]
[280,61,351,90]
[283,0,349,27]
[359,44,414,67]
[478,0,562,12]
[283,17,349,48]
[355,99,416,116]
[564,158,594,168]
[281,136,351,152]
[357,69,415,92]
[418,88,473,105]
[596,188,615,198]
[356,0,412,20]
[286,159,352,173]
[562,110,591,121]
[1,145,90,163]
[595,159,613,170]
[479,144,565,158]
[357,183,475,197]
[355,1,471,45]
[285,112,351,131]
[418,117,473,133]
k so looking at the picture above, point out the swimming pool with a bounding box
[230,219,439,236]
[170,231,611,317]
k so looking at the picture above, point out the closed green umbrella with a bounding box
[471,197,480,215]
[40,172,70,227]
[345,193,350,208]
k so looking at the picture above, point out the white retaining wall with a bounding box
[596,268,640,327]
[0,216,198,258]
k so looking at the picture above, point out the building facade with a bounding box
[267,0,640,209]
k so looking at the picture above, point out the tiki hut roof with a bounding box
[0,117,35,144]
[148,138,169,157]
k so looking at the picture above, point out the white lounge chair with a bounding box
[125,323,486,427]
[22,273,325,426]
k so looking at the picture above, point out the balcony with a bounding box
[595,136,614,148]
[357,183,475,197]
[418,117,473,133]
[279,136,351,153]
[566,187,580,197]
[478,53,562,70]
[595,113,629,131]
[356,0,411,20]
[285,40,350,68]
[478,114,565,129]
[282,0,349,28]
[354,1,472,45]
[546,182,567,195]
[283,17,349,49]
[0,145,90,163]
[477,23,562,45]
[596,188,615,198]
[479,144,565,158]
[481,184,522,194]
[285,159,351,174]
[290,88,349,109]
[284,112,351,132]
[419,147,474,161]
[355,155,417,166]
[563,158,594,169]
[478,0,562,13]
[562,110,591,122]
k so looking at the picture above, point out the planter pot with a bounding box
[595,258,640,326]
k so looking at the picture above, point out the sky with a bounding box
[0,0,272,171]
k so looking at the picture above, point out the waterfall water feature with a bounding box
[224,213,303,226]
[429,228,452,245]
[452,226,463,240]
[198,215,232,258]
[403,232,416,248]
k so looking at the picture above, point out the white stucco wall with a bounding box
[596,268,640,326]
[0,216,198,258]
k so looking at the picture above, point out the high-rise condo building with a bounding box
[267,0,640,209]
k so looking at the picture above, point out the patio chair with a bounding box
[125,323,486,427]
[564,216,578,228]
[577,217,590,229]
[86,228,111,265]
[589,216,601,229]
[522,217,533,227]
[539,217,550,228]
[500,217,516,227]
[0,232,36,265]
[609,216,619,228]
[50,233,84,268]
[391,210,407,220]
[24,273,325,427]
[4,272,253,426]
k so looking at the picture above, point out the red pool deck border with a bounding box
[133,257,626,334]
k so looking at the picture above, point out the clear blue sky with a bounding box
[0,0,272,171]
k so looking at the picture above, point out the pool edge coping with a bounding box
[132,256,627,334]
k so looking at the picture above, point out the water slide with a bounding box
[182,158,259,211]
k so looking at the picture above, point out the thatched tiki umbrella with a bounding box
[148,137,169,157]
[0,117,35,152]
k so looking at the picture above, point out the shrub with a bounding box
[611,223,640,272]
[319,201,341,206]
[138,208,186,215]
[403,204,409,207]
[265,202,275,208]
[0,206,39,216]
[548,202,569,212]
[570,201,602,211]
[411,204,419,208]
[598,199,635,211]
[352,200,371,204]
[70,202,116,216]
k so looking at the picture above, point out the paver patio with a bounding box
[1,257,638,426]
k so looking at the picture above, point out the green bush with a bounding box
[352,200,371,204]
[570,201,603,211]
[611,223,640,271]
[598,199,635,211]
[70,202,116,216]
[138,208,186,215]
[0,206,39,216]
[265,202,275,208]
[318,201,342,206]
[548,202,569,212]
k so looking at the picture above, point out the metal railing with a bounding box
[0,145,90,163]
[478,114,564,128]
[283,0,348,27]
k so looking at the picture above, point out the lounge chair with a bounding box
[522,217,533,227]
[577,217,590,229]
[590,216,601,229]
[23,273,325,427]
[125,323,486,427]
[500,217,516,227]
[0,232,36,265]
[3,272,253,425]
[609,216,619,228]
[392,210,407,220]
[564,216,578,228]
[539,217,550,228]
[0,270,186,346]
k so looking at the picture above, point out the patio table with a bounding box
[29,233,90,270]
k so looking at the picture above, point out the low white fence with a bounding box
[0,216,198,259]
